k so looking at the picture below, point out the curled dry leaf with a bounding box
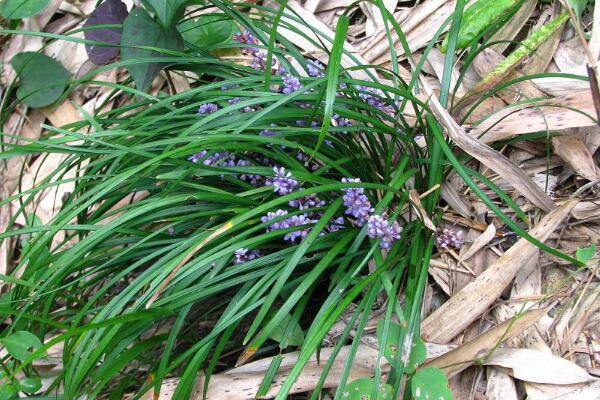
[459,223,496,261]
[483,348,594,384]
[486,367,519,400]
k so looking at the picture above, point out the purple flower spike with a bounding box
[326,216,345,232]
[282,74,302,94]
[367,215,402,250]
[307,60,325,77]
[436,227,465,250]
[282,214,315,242]
[234,248,261,264]
[341,178,373,226]
[261,209,289,231]
[198,103,218,114]
[288,193,326,210]
[228,97,241,105]
[188,150,208,163]
[266,166,298,195]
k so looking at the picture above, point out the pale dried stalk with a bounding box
[421,199,578,343]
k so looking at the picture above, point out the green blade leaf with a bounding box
[11,51,70,108]
[120,7,183,92]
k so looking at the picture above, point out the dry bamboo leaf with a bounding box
[409,189,436,231]
[555,37,587,75]
[360,0,397,37]
[468,90,597,144]
[460,223,496,261]
[421,199,577,343]
[473,48,546,103]
[486,367,518,400]
[420,75,557,212]
[440,182,474,219]
[552,134,600,182]
[426,48,466,97]
[531,77,590,96]
[423,308,547,376]
[526,381,600,400]
[572,201,600,220]
[483,348,594,384]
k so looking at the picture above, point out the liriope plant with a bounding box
[0,0,586,398]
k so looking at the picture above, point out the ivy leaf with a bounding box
[11,51,70,108]
[376,320,426,373]
[145,0,188,28]
[267,312,304,346]
[120,7,183,92]
[1,331,45,361]
[178,14,237,47]
[16,376,42,394]
[83,0,128,65]
[0,0,49,19]
[341,378,393,400]
[576,243,596,264]
[411,367,454,400]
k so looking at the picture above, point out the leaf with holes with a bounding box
[376,320,426,372]
[178,14,237,47]
[11,52,70,108]
[411,367,453,400]
[1,331,45,361]
[342,378,393,400]
[83,0,128,65]
[120,7,183,92]
[146,0,188,28]
[0,0,49,19]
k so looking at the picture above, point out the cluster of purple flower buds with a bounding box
[436,227,464,250]
[355,84,393,112]
[282,74,302,94]
[198,103,218,114]
[307,60,325,77]
[234,31,286,75]
[234,248,261,264]
[341,178,374,226]
[288,193,326,210]
[188,150,235,167]
[261,209,316,242]
[367,214,402,250]
[266,167,298,195]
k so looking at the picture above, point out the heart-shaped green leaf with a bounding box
[341,378,393,400]
[146,0,188,28]
[121,7,183,92]
[411,367,454,400]
[0,0,49,19]
[1,331,44,361]
[11,51,70,108]
[178,14,237,47]
[17,376,42,394]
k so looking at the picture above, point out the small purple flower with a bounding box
[333,114,352,129]
[436,227,464,250]
[198,103,218,114]
[307,60,325,77]
[266,166,298,195]
[260,128,277,137]
[282,74,302,94]
[234,248,261,264]
[237,159,263,186]
[288,193,326,210]
[326,216,345,233]
[282,214,315,241]
[261,209,289,231]
[188,150,207,163]
[367,215,402,250]
[188,150,235,168]
[296,119,319,128]
[354,84,393,112]
[228,97,241,105]
[341,178,373,226]
[233,31,256,45]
